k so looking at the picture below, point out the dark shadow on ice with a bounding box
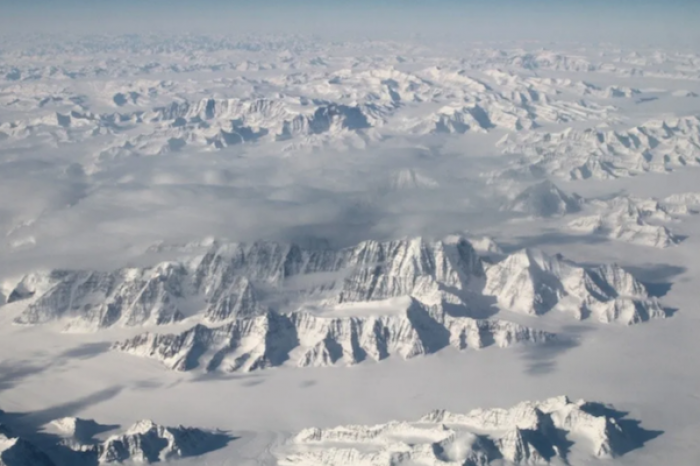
[636,96,659,104]
[66,419,121,445]
[578,403,664,455]
[520,339,578,375]
[190,371,267,385]
[662,307,679,318]
[642,282,673,298]
[519,325,593,376]
[406,300,450,354]
[623,263,686,298]
[242,379,265,388]
[0,401,236,466]
[521,414,574,461]
[181,430,238,458]
[0,388,122,466]
[8,387,123,429]
[57,342,112,361]
[129,379,164,391]
[0,359,47,392]
[0,344,112,393]
[439,286,500,319]
[622,263,686,283]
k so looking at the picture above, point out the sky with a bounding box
[0,0,698,45]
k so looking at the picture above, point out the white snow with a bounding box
[279,396,653,465]
[0,33,699,466]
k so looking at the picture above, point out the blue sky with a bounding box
[0,0,697,45]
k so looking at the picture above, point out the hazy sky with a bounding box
[1,0,698,45]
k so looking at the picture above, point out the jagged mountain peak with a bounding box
[483,249,665,323]
[95,419,229,464]
[9,236,485,330]
[6,234,668,330]
[497,115,700,180]
[114,300,555,373]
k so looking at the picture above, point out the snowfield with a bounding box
[0,33,700,466]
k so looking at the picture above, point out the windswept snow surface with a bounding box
[1,34,700,466]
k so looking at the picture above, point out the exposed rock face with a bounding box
[0,416,231,466]
[10,237,484,330]
[94,420,221,464]
[14,264,190,330]
[483,249,666,324]
[114,301,554,373]
[146,98,372,148]
[335,237,483,304]
[278,396,656,466]
[8,236,666,333]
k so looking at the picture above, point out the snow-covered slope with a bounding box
[483,249,666,324]
[7,236,666,330]
[277,396,654,466]
[568,195,688,248]
[114,302,555,373]
[12,264,192,330]
[10,236,486,330]
[94,420,225,464]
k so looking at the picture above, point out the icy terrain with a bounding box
[278,396,658,466]
[0,415,231,465]
[1,32,700,466]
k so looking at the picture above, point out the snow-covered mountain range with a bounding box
[5,236,666,334]
[567,194,695,248]
[2,33,699,466]
[114,303,555,373]
[497,116,700,180]
[483,249,665,323]
[0,416,230,466]
[92,420,228,464]
[501,180,699,248]
[277,396,657,466]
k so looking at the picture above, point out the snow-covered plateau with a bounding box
[1,33,700,466]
